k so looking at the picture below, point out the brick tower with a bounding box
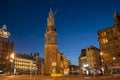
[44,8,58,75]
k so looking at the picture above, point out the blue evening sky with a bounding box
[0,0,120,65]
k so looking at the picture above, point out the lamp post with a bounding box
[113,57,116,60]
[100,52,104,75]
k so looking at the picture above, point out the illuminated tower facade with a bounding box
[0,25,14,73]
[97,11,120,73]
[44,8,58,75]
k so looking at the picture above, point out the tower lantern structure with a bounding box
[45,8,57,45]
[47,8,55,27]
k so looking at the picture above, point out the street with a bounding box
[0,75,120,80]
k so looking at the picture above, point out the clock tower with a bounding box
[44,8,58,75]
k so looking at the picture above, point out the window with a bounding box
[112,28,116,33]
[101,32,107,37]
[61,56,63,61]
[107,30,111,34]
[104,32,107,36]
[117,32,120,35]
[108,37,112,42]
[102,46,107,51]
[114,44,119,49]
[114,36,118,40]
[102,38,108,44]
[110,45,114,51]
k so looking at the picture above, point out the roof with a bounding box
[80,49,86,57]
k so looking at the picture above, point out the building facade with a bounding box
[14,53,39,75]
[86,46,101,69]
[37,57,44,75]
[97,11,120,74]
[59,53,69,75]
[44,8,69,75]
[79,46,101,75]
[86,46,101,74]
[78,49,88,75]
[0,25,14,73]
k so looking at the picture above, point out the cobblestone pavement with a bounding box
[0,75,120,80]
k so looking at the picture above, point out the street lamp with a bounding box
[100,52,103,63]
[113,57,116,60]
[100,52,103,56]
[100,52,105,75]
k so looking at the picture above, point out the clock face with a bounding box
[45,32,57,45]
[48,21,53,26]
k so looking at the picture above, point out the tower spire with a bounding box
[114,11,120,24]
[49,8,54,17]
[45,7,57,45]
[49,1,54,18]
[44,4,58,75]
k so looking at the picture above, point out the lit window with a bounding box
[101,33,104,37]
[105,38,108,43]
[104,32,106,36]
[102,38,108,44]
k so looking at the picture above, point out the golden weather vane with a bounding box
[49,0,58,16]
